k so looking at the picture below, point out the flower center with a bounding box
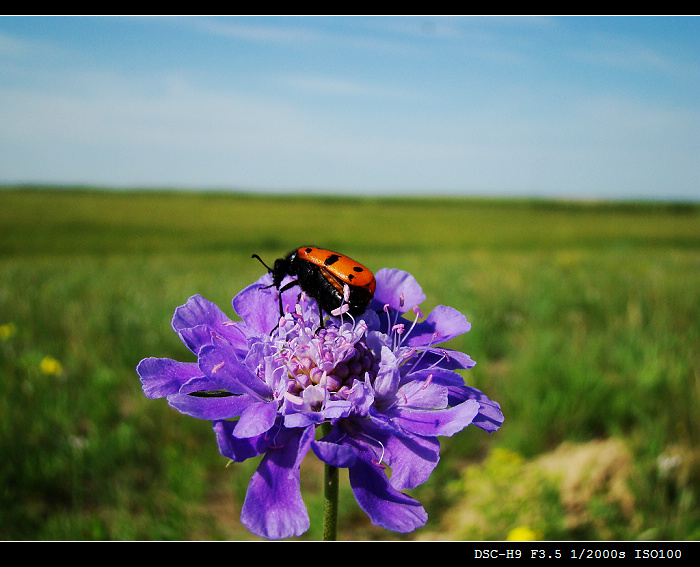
[279,322,378,402]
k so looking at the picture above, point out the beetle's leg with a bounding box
[277,280,299,316]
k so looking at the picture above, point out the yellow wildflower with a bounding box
[0,322,17,341]
[507,526,542,541]
[40,355,63,376]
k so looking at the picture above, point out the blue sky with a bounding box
[1,16,698,200]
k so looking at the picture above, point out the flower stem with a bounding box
[321,421,338,541]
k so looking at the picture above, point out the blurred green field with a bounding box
[1,187,698,540]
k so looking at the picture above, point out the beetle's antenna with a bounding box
[252,253,273,273]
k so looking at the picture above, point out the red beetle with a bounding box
[252,246,376,319]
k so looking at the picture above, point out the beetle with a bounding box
[252,246,376,321]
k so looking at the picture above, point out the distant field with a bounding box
[1,187,698,540]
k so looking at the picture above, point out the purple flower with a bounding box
[137,268,503,539]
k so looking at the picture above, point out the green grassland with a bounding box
[1,187,698,540]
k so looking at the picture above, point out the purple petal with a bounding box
[350,420,441,491]
[372,346,401,401]
[172,295,247,353]
[407,347,476,372]
[241,427,314,540]
[320,398,355,420]
[172,294,227,333]
[198,344,272,399]
[283,411,324,429]
[213,420,268,462]
[232,275,283,335]
[178,325,245,358]
[404,305,471,347]
[371,269,426,313]
[408,367,469,392]
[136,358,202,399]
[167,392,255,420]
[441,349,477,369]
[178,375,225,395]
[386,399,480,437]
[384,432,441,491]
[233,400,278,438]
[348,456,427,533]
[398,379,448,410]
[311,439,357,468]
[407,369,503,432]
[445,385,505,433]
[344,377,375,416]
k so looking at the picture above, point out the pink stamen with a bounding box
[398,305,424,348]
[406,332,440,374]
[284,391,304,405]
[331,303,349,317]
[402,348,417,360]
[425,349,450,370]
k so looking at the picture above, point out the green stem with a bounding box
[321,421,339,541]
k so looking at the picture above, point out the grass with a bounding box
[1,186,698,540]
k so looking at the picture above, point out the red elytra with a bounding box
[296,246,376,295]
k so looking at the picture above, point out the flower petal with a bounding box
[136,358,202,399]
[311,439,357,468]
[349,419,441,491]
[404,305,471,346]
[372,345,401,402]
[167,392,255,420]
[420,368,504,431]
[233,400,278,438]
[344,377,375,416]
[384,432,441,490]
[444,385,505,433]
[348,456,427,533]
[213,420,268,462]
[384,398,480,437]
[198,344,272,399]
[172,295,247,353]
[407,347,476,373]
[398,379,449,410]
[178,375,224,395]
[241,426,313,540]
[371,268,426,313]
[232,276,282,336]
